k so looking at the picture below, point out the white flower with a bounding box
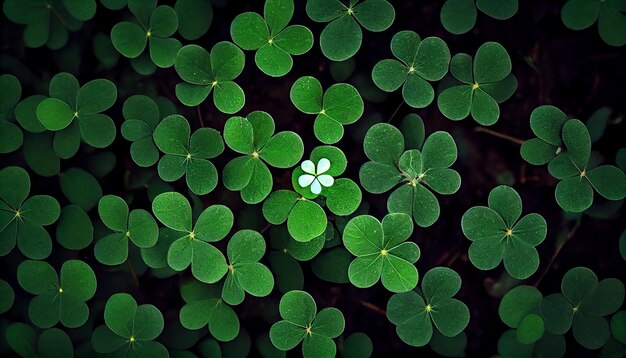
[298,158,334,195]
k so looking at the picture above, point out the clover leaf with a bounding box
[153,114,224,195]
[3,0,82,49]
[612,311,626,345]
[222,230,274,305]
[549,119,626,212]
[36,72,117,158]
[0,74,24,153]
[305,0,395,61]
[496,329,566,358]
[270,224,326,262]
[59,167,103,211]
[437,42,517,126]
[121,95,166,167]
[372,31,450,108]
[152,192,231,283]
[231,0,314,77]
[17,259,96,328]
[499,285,545,344]
[542,267,624,349]
[0,279,14,314]
[360,123,461,227]
[290,76,364,144]
[179,279,240,342]
[111,0,181,70]
[562,0,626,47]
[520,105,570,166]
[176,0,212,41]
[340,332,373,358]
[387,267,470,347]
[95,195,158,265]
[174,42,246,113]
[269,290,345,357]
[56,204,93,250]
[343,213,420,293]
[5,323,74,357]
[0,166,60,259]
[440,0,518,35]
[92,293,168,357]
[223,111,304,203]
[462,185,547,279]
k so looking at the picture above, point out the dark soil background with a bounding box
[1,0,625,356]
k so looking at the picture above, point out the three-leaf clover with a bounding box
[461,185,547,279]
[0,166,60,259]
[230,0,314,77]
[387,267,470,347]
[520,105,570,166]
[153,114,224,195]
[5,323,74,357]
[0,74,24,154]
[152,192,231,283]
[305,0,395,61]
[343,213,420,292]
[223,111,304,203]
[222,230,275,305]
[440,0,518,35]
[121,95,166,167]
[179,279,240,342]
[499,285,545,344]
[298,158,335,195]
[360,123,461,227]
[290,76,364,144]
[561,0,626,47]
[111,0,181,70]
[91,293,168,357]
[36,72,117,158]
[269,290,345,357]
[437,42,517,126]
[372,30,450,108]
[17,259,96,328]
[542,267,625,349]
[95,195,158,265]
[174,42,246,113]
[549,119,626,212]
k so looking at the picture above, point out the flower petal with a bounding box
[301,160,316,174]
[310,179,322,195]
[298,174,316,187]
[316,158,331,175]
[317,174,334,188]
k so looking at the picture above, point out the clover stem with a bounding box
[386,99,405,124]
[196,105,204,127]
[127,260,140,287]
[534,218,581,288]
[474,127,525,145]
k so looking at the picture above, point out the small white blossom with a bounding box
[298,158,334,195]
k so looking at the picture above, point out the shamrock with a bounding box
[91,293,168,357]
[499,285,545,344]
[174,42,246,113]
[387,267,470,347]
[5,323,74,357]
[0,74,24,153]
[542,267,625,349]
[153,114,224,195]
[17,259,96,328]
[440,0,518,35]
[561,0,626,47]
[223,111,304,203]
[222,230,274,305]
[520,105,570,166]
[0,166,60,259]
[152,192,231,284]
[437,42,517,126]
[36,72,117,158]
[360,123,461,227]
[290,76,364,144]
[230,0,314,77]
[121,95,166,167]
[298,158,335,195]
[305,0,395,61]
[2,0,82,49]
[95,195,158,265]
[111,0,181,72]
[548,119,626,212]
[461,185,547,279]
[372,30,451,108]
[269,290,345,357]
[343,213,420,292]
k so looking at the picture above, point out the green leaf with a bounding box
[77,79,117,114]
[562,119,591,169]
[36,98,74,131]
[319,15,361,61]
[440,0,477,34]
[474,42,511,84]
[194,204,234,242]
[437,85,472,121]
[498,285,542,328]
[224,116,254,154]
[98,195,129,232]
[287,200,327,242]
[175,0,212,40]
[279,290,316,326]
[530,105,568,146]
[555,176,593,212]
[325,178,362,216]
[363,123,404,165]
[59,168,103,212]
[260,131,304,168]
[290,76,323,113]
[587,165,626,201]
[231,12,269,50]
[111,21,148,58]
[0,279,14,314]
[476,0,518,20]
[152,192,193,232]
[488,185,522,228]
